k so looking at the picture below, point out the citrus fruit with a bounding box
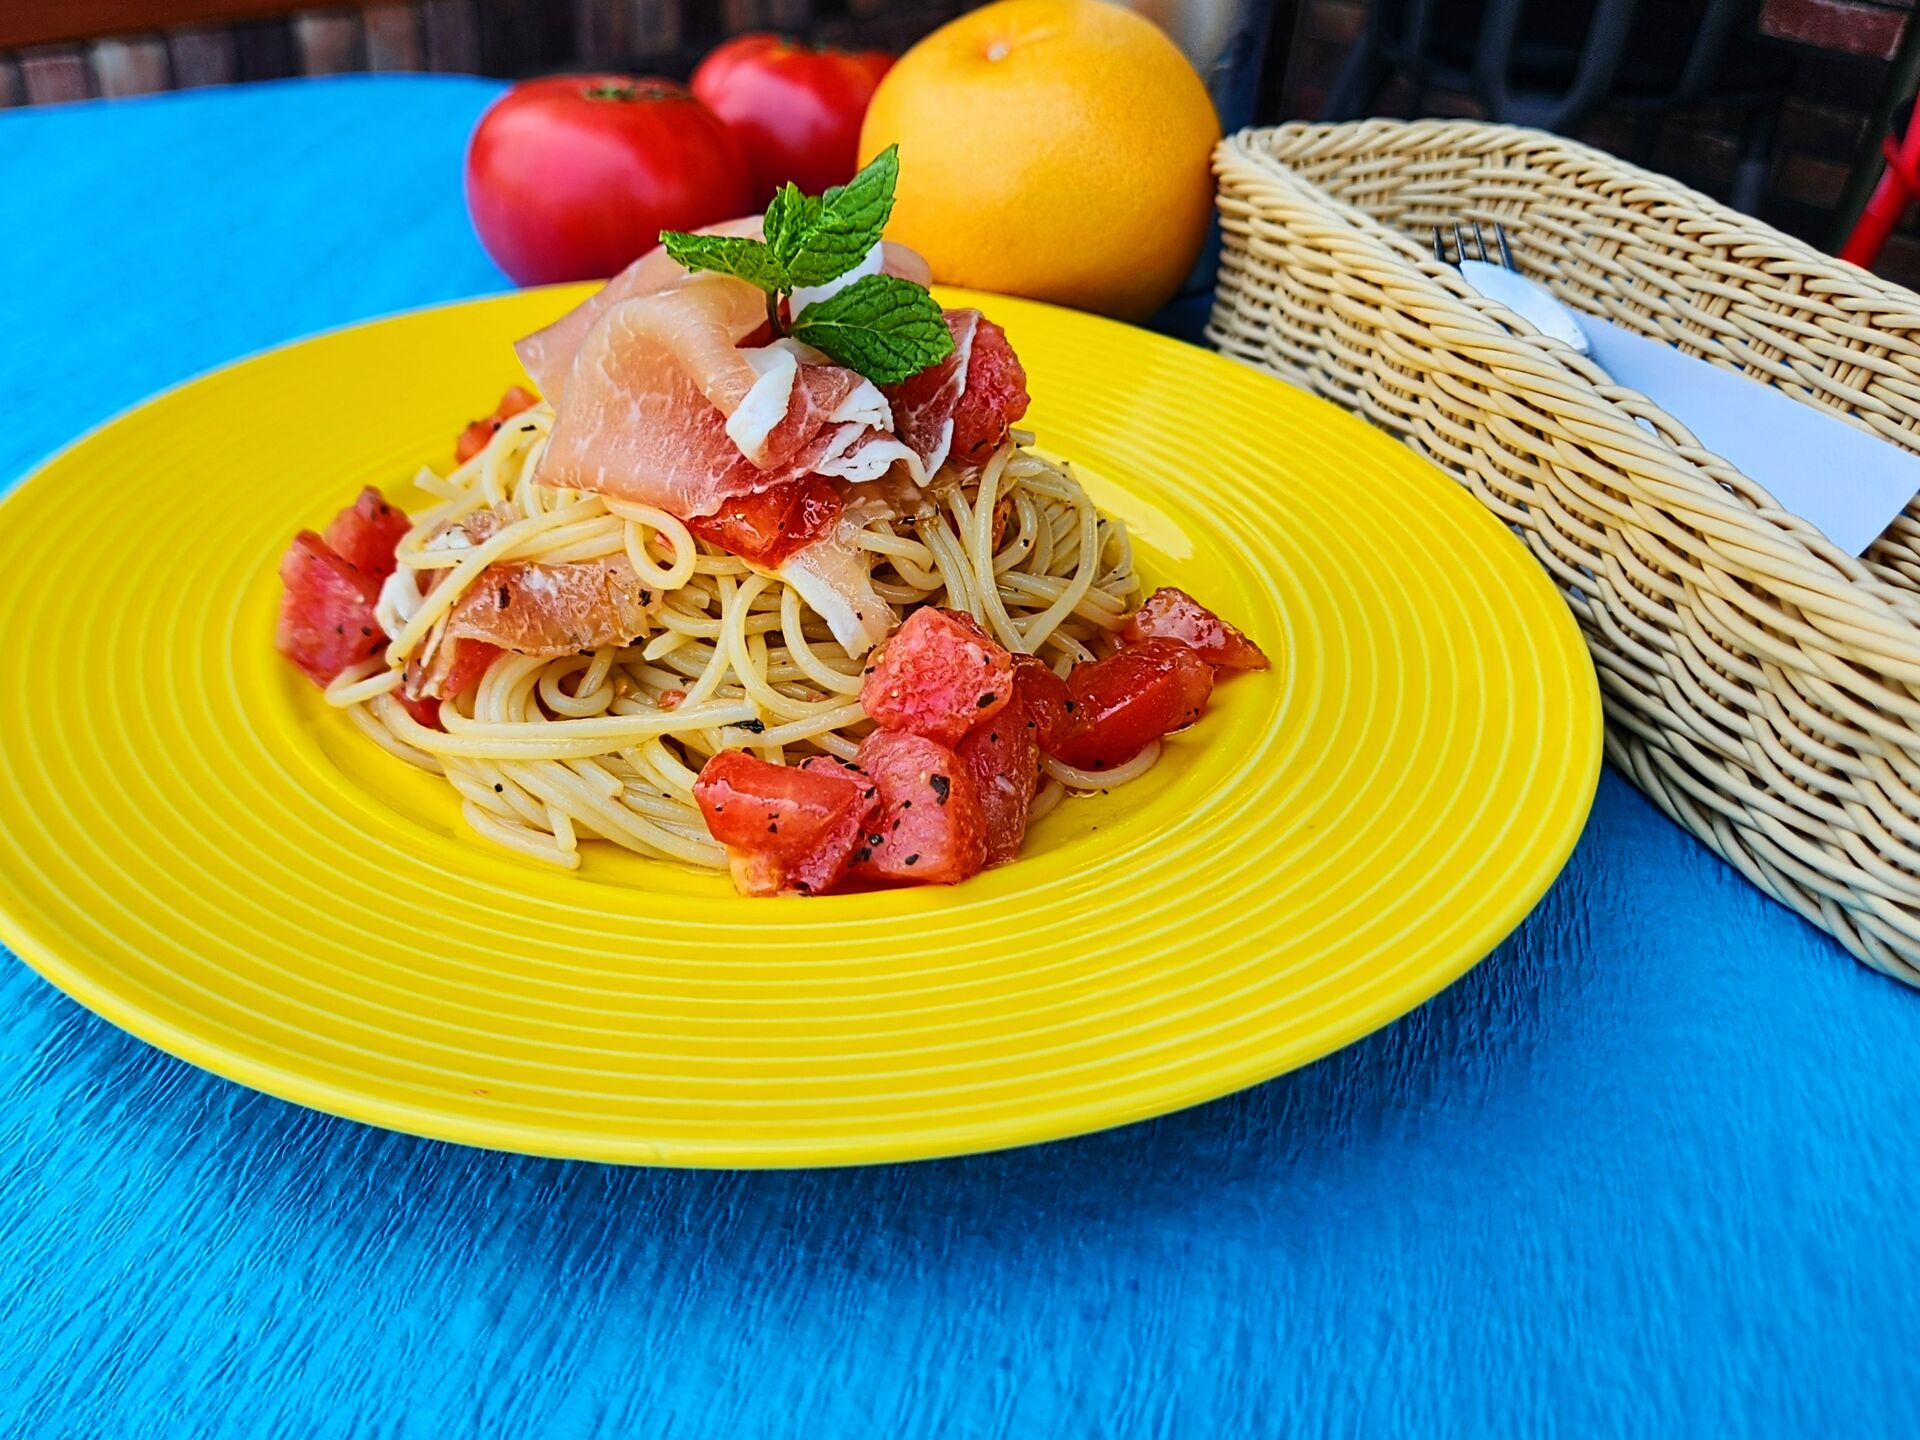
[858,0,1220,321]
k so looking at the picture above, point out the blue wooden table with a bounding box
[3,77,1917,1439]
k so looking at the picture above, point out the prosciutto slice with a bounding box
[538,279,923,519]
[443,556,656,655]
[516,217,934,406]
[884,311,1031,479]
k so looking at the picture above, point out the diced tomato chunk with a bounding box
[440,639,501,700]
[1121,587,1270,671]
[693,750,880,897]
[957,692,1041,868]
[275,531,386,687]
[321,486,411,582]
[1010,654,1074,755]
[1053,638,1215,771]
[686,476,842,568]
[455,385,539,463]
[860,606,1014,746]
[950,316,1030,467]
[395,691,443,730]
[848,730,986,886]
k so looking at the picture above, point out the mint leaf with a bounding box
[781,146,900,288]
[763,182,823,272]
[658,230,789,292]
[788,273,954,385]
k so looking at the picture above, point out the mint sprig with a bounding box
[657,146,953,385]
[789,275,955,386]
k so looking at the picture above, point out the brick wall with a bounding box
[1276,0,1920,289]
[0,1,964,105]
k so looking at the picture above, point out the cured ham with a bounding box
[443,556,657,656]
[539,279,921,521]
[516,218,933,405]
[884,311,1031,478]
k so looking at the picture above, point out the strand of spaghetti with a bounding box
[514,757,722,866]
[352,696,443,770]
[721,573,793,718]
[752,702,869,749]
[628,739,700,796]
[325,658,402,707]
[965,446,1028,652]
[779,585,863,696]
[457,759,551,828]
[995,491,1041,575]
[461,799,578,868]
[1014,490,1102,652]
[393,701,759,759]
[605,500,698,590]
[917,512,981,617]
[1028,778,1067,824]
[384,496,602,663]
[676,574,741,708]
[1043,740,1162,791]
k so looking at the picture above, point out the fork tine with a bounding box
[1452,223,1468,267]
[1473,220,1490,264]
[1495,221,1515,270]
[1432,226,1447,264]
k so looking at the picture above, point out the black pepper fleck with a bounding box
[735,718,765,734]
[976,692,997,708]
[904,854,919,866]
[930,775,951,805]
[493,783,503,793]
[497,585,511,608]
[868,833,884,846]
[767,822,778,834]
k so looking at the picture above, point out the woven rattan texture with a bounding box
[1209,118,1920,985]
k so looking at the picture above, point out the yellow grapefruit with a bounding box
[859,0,1220,321]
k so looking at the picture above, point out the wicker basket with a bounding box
[1209,118,1920,986]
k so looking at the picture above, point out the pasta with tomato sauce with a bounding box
[275,180,1268,896]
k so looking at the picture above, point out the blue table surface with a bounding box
[3,76,1918,1439]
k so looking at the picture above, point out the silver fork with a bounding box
[1433,220,1515,271]
[1431,219,1591,356]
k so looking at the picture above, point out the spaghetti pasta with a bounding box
[328,403,1145,871]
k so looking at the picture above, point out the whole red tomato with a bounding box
[691,34,895,205]
[466,74,753,286]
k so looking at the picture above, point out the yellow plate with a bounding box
[0,287,1600,1166]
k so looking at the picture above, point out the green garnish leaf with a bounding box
[781,146,900,287]
[657,230,791,292]
[763,181,824,272]
[655,146,940,386]
[788,273,954,385]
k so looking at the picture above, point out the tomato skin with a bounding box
[847,730,986,886]
[860,606,1014,747]
[691,34,893,204]
[949,316,1030,465]
[687,476,842,568]
[1010,655,1073,755]
[466,76,753,286]
[322,486,410,581]
[456,386,539,464]
[957,692,1041,868]
[275,532,386,687]
[694,750,879,896]
[1053,638,1215,771]
[1121,586,1270,671]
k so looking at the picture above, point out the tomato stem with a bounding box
[582,81,677,102]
